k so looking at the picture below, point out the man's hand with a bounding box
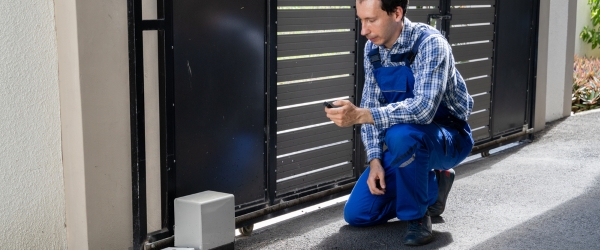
[367,159,386,195]
[324,100,374,127]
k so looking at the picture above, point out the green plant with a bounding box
[581,0,600,49]
[573,55,600,113]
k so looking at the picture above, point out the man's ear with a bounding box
[394,7,404,21]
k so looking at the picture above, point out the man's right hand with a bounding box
[367,159,386,195]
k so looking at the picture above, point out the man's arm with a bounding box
[327,43,387,160]
[324,42,388,195]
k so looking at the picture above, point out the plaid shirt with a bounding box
[360,18,474,163]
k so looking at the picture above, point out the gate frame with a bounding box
[127,0,540,248]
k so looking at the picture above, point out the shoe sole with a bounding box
[403,234,434,246]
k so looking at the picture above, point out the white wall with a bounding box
[0,0,67,249]
[537,0,577,124]
[575,0,600,58]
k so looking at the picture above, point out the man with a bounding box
[324,0,474,246]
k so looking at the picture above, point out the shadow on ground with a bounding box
[470,173,600,250]
[314,220,454,249]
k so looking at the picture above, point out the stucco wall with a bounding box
[575,0,600,58]
[0,0,67,248]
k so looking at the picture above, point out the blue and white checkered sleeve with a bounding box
[368,35,450,130]
[360,43,385,163]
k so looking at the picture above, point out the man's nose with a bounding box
[360,22,368,36]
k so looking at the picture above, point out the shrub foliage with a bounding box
[573,55,600,113]
[581,0,600,49]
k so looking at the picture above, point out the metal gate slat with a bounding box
[471,127,490,141]
[277,144,353,179]
[449,25,494,44]
[279,46,356,58]
[278,23,356,32]
[278,0,354,6]
[452,0,495,6]
[277,61,354,75]
[278,53,355,70]
[466,76,492,95]
[278,9,355,32]
[278,77,355,107]
[451,8,495,25]
[278,111,329,132]
[455,59,492,79]
[411,0,440,6]
[278,142,353,173]
[277,125,353,155]
[468,110,489,128]
[278,9,355,18]
[277,54,356,82]
[472,93,490,111]
[278,153,353,180]
[452,42,493,62]
[279,32,355,44]
[278,103,335,131]
[278,33,356,57]
[277,68,355,83]
[278,14,355,24]
[278,97,354,116]
[277,162,353,194]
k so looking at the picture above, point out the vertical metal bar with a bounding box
[354,6,367,177]
[157,0,176,233]
[526,0,541,138]
[489,0,500,139]
[266,0,278,205]
[441,0,451,40]
[155,0,169,232]
[127,0,148,248]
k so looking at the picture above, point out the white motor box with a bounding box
[174,191,234,250]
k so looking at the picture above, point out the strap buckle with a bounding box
[369,53,381,64]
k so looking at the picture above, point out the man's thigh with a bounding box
[383,123,471,170]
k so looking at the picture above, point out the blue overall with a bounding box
[344,29,474,225]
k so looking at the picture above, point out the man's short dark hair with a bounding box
[380,0,409,16]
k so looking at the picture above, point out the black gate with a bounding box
[127,0,539,248]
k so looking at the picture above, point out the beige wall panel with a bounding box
[57,0,134,248]
[76,0,133,248]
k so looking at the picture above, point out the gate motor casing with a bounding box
[174,191,235,249]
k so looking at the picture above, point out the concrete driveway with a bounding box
[235,110,600,250]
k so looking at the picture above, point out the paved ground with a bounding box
[234,110,600,250]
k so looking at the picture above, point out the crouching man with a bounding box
[324,0,474,246]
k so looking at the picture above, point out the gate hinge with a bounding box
[522,124,534,134]
[427,14,452,24]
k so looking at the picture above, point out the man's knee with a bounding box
[343,203,374,227]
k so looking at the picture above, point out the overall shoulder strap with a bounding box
[408,29,440,65]
[367,46,382,69]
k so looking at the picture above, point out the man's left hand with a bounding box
[324,100,373,127]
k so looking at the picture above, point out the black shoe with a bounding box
[402,212,433,246]
[428,169,455,217]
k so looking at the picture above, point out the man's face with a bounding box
[356,0,403,48]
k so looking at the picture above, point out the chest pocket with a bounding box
[373,65,415,103]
